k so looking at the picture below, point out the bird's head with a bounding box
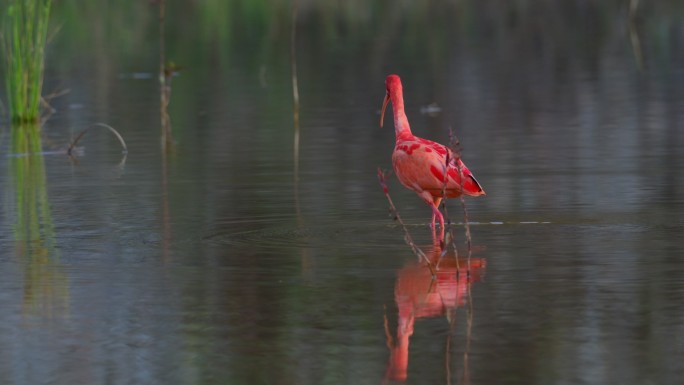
[380,74,402,127]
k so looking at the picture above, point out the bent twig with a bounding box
[67,123,128,156]
[378,167,436,277]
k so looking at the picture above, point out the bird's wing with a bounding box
[393,138,485,196]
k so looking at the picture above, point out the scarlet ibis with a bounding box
[380,74,485,233]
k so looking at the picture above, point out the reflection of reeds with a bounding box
[291,0,300,182]
[11,125,50,243]
[462,284,473,384]
[2,0,52,123]
[158,0,174,150]
[8,122,68,321]
[290,0,312,278]
[628,0,644,70]
[157,0,174,261]
[444,282,474,385]
[442,130,477,385]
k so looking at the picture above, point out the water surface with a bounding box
[1,1,683,384]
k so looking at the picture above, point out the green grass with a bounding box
[2,0,52,123]
[3,0,61,317]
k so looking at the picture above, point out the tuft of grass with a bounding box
[2,0,52,124]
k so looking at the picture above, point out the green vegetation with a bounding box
[2,0,52,123]
[2,0,64,320]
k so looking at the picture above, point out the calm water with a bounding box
[1,2,684,384]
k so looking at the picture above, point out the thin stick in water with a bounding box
[67,123,128,155]
[448,128,473,276]
[377,167,436,277]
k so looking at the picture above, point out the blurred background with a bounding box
[1,1,683,384]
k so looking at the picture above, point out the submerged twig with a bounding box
[67,123,128,155]
[378,168,436,277]
[41,88,69,112]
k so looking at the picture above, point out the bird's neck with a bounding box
[391,92,412,140]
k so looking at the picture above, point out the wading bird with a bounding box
[380,74,485,235]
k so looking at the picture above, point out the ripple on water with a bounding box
[201,220,442,250]
[202,217,558,252]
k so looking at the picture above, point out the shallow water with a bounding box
[1,2,684,384]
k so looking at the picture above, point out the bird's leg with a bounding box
[431,197,443,229]
[431,203,445,240]
[419,191,446,240]
[430,197,446,245]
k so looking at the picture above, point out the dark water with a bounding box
[1,2,684,384]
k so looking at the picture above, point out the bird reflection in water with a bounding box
[383,241,486,383]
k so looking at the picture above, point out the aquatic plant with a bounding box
[2,0,52,123]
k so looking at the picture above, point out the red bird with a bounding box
[380,74,485,233]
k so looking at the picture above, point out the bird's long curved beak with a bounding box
[380,92,390,127]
